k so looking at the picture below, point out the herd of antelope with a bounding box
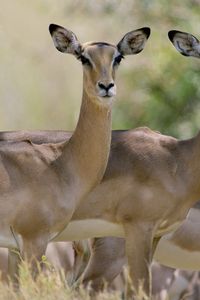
[0,23,200,299]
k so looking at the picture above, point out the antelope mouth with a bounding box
[102,94,113,98]
[99,91,116,99]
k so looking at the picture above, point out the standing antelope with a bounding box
[0,23,151,280]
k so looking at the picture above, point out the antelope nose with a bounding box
[98,82,114,91]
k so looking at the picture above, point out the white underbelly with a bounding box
[53,219,125,242]
[0,220,124,248]
[155,233,200,270]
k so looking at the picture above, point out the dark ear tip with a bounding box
[143,27,151,39]
[168,30,178,41]
[49,24,59,35]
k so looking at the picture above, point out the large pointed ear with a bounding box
[168,30,200,58]
[49,24,82,56]
[117,27,150,55]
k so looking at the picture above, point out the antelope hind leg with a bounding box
[82,237,126,291]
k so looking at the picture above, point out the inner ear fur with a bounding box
[49,24,82,56]
[168,30,200,58]
[117,27,151,55]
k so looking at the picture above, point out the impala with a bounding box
[0,23,151,281]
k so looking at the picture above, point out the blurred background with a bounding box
[0,0,200,138]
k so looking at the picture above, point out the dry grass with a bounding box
[0,261,123,300]
[0,260,156,300]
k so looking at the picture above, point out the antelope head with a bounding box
[49,24,151,104]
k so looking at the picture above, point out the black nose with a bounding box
[98,82,114,91]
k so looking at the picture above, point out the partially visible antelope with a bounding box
[0,23,151,284]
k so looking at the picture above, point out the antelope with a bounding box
[0,23,151,281]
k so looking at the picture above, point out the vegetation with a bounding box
[1,0,200,138]
[0,261,151,300]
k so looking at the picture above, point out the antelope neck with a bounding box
[59,87,113,201]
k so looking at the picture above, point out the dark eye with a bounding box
[113,54,124,66]
[78,55,91,66]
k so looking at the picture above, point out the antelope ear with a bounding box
[168,30,200,58]
[49,24,82,56]
[117,27,151,55]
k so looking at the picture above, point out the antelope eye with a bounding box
[78,55,92,66]
[113,54,124,66]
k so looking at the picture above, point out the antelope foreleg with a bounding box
[124,222,154,299]
[22,233,49,279]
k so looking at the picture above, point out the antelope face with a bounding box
[79,42,120,101]
[49,24,151,103]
